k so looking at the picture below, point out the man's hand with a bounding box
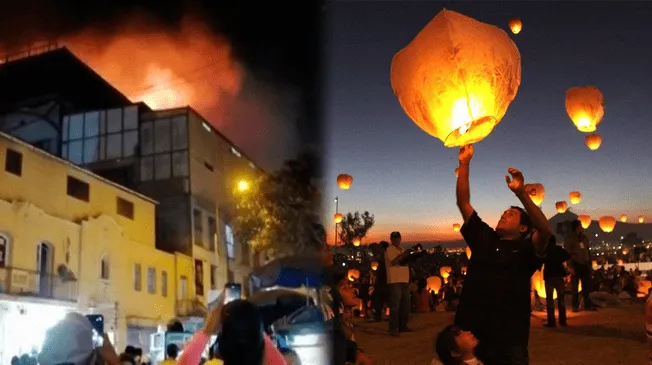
[458,144,474,165]
[505,167,526,195]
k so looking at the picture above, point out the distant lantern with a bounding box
[509,18,522,34]
[598,216,617,233]
[347,269,360,281]
[617,259,624,266]
[569,191,582,204]
[524,183,545,206]
[426,276,442,294]
[620,214,628,223]
[622,248,629,255]
[592,260,598,267]
[352,238,361,247]
[565,86,605,133]
[465,245,472,260]
[555,201,568,213]
[585,133,602,150]
[371,262,379,271]
[461,266,467,275]
[453,223,461,232]
[578,215,591,229]
[337,174,353,190]
[390,10,521,147]
[334,213,344,224]
[639,216,645,224]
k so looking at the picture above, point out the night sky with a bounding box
[325,1,652,245]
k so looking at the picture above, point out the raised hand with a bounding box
[458,144,474,164]
[505,167,526,195]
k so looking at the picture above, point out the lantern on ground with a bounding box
[461,266,467,275]
[617,259,624,266]
[465,246,472,260]
[569,191,582,205]
[585,134,602,150]
[620,214,628,223]
[622,248,629,255]
[440,266,452,283]
[555,201,568,213]
[592,260,598,267]
[352,238,361,247]
[508,18,522,34]
[390,10,521,147]
[426,276,442,294]
[337,174,353,190]
[578,215,592,229]
[371,262,379,271]
[598,216,617,233]
[639,216,645,224]
[453,223,461,232]
[347,269,360,281]
[532,269,552,299]
[524,183,545,206]
[334,213,344,224]
[565,86,605,133]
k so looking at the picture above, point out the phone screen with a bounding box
[224,283,242,304]
[86,314,104,348]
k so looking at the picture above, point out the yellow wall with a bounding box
[0,133,157,248]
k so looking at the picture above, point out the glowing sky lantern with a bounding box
[440,266,452,283]
[555,201,568,213]
[508,18,523,34]
[639,216,646,224]
[347,269,360,281]
[524,183,545,206]
[390,10,521,147]
[334,213,344,224]
[371,262,379,271]
[620,214,628,223]
[352,238,361,247]
[599,216,617,233]
[578,215,591,229]
[617,259,624,266]
[465,246,472,260]
[565,86,605,133]
[569,191,582,204]
[337,174,353,190]
[622,248,629,255]
[426,276,442,294]
[585,134,602,150]
[453,223,461,232]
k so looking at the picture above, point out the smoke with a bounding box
[1,8,300,170]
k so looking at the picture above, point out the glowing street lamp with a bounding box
[237,179,250,192]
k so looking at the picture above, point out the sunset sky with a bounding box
[324,1,652,245]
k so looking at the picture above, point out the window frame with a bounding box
[139,115,189,182]
[4,148,23,176]
[66,176,90,202]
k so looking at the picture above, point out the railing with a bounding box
[0,266,78,302]
[0,42,62,65]
[176,298,207,317]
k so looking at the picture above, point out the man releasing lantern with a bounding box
[524,183,545,206]
[599,216,617,233]
[508,18,522,34]
[585,133,602,150]
[565,86,605,133]
[390,10,521,147]
[578,215,591,229]
[569,191,582,204]
[555,201,568,213]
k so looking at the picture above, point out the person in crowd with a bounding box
[204,347,223,365]
[385,231,412,336]
[454,144,550,365]
[372,241,389,322]
[159,345,178,365]
[38,312,122,365]
[543,236,570,327]
[434,324,483,365]
[413,277,431,313]
[10,356,20,365]
[564,220,598,312]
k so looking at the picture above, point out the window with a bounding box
[193,209,203,246]
[140,156,153,181]
[154,118,171,153]
[5,148,22,176]
[161,271,168,297]
[134,264,142,291]
[210,265,217,290]
[172,151,188,177]
[179,276,188,299]
[0,234,9,268]
[67,176,90,202]
[225,224,235,259]
[141,122,153,155]
[171,116,188,150]
[208,217,217,251]
[100,255,110,280]
[117,197,134,219]
[139,116,188,182]
[154,154,171,180]
[147,267,156,294]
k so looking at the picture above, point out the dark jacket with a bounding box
[543,241,571,280]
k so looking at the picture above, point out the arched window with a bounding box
[100,255,110,280]
[0,234,9,268]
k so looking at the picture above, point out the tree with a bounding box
[338,211,375,245]
[233,151,320,258]
[622,232,643,247]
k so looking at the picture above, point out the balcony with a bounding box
[176,298,207,318]
[0,266,78,302]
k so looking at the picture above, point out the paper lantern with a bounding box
[569,191,582,205]
[352,238,361,247]
[524,183,545,206]
[617,259,624,266]
[440,266,452,283]
[390,10,521,147]
[639,216,645,224]
[620,214,628,223]
[592,260,598,267]
[347,269,360,281]
[461,266,467,275]
[555,201,568,213]
[638,280,651,298]
[465,246,472,260]
[565,86,605,133]
[334,213,344,224]
[532,269,553,299]
[453,223,461,232]
[370,262,379,271]
[337,174,353,190]
[622,248,629,255]
[426,276,442,294]
[578,215,592,229]
[585,133,602,150]
[598,216,617,233]
[509,18,522,34]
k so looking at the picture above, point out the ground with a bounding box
[352,304,647,365]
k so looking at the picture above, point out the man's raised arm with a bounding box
[456,144,475,223]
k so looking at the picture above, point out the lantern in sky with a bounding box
[508,18,522,34]
[569,191,582,204]
[620,214,628,223]
[426,276,442,294]
[639,216,645,223]
[453,223,461,232]
[337,174,353,190]
[352,238,361,247]
[465,246,472,260]
[585,133,602,151]
[598,216,617,233]
[622,248,629,255]
[578,215,591,229]
[565,86,605,133]
[347,269,360,281]
[390,10,521,147]
[524,183,545,206]
[334,213,344,224]
[555,201,568,213]
[371,262,379,271]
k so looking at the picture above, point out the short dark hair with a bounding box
[435,324,463,365]
[510,206,532,231]
[166,344,179,359]
[570,219,582,232]
[380,241,389,249]
[390,231,401,239]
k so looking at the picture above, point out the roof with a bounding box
[0,131,158,205]
[0,47,132,113]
